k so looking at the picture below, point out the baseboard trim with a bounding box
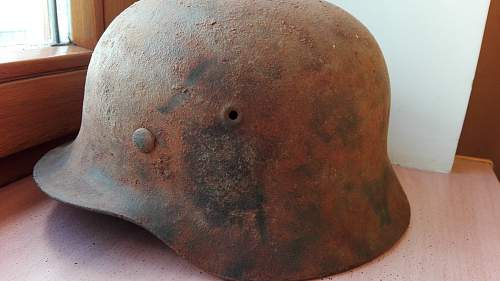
[456,155,494,166]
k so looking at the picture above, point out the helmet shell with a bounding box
[34,0,410,280]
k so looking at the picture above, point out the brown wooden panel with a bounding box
[458,0,500,177]
[0,70,85,157]
[104,0,137,27]
[0,134,76,187]
[0,45,91,83]
[71,0,104,49]
[0,45,89,63]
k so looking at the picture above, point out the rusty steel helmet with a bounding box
[34,0,410,280]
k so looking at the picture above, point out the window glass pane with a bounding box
[0,0,70,51]
[56,0,70,44]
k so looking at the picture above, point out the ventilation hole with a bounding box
[228,110,239,120]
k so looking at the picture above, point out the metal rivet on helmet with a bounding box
[132,128,155,153]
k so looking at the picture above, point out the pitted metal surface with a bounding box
[34,0,411,280]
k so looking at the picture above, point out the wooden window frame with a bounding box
[0,45,92,83]
[0,0,135,186]
[71,0,137,50]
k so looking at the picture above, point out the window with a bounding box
[0,0,70,52]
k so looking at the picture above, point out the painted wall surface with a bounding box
[327,0,490,172]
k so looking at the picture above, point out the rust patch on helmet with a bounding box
[224,256,257,280]
[282,203,325,272]
[157,91,191,114]
[183,122,268,241]
[361,165,394,226]
[186,59,215,86]
[311,93,361,146]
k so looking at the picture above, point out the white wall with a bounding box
[327,0,491,172]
